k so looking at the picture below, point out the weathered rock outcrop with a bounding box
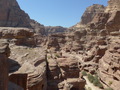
[89,13,110,29]
[30,19,46,35]
[89,0,120,31]
[45,26,67,35]
[99,36,120,90]
[0,39,10,57]
[0,39,10,90]
[46,49,85,90]
[80,4,105,25]
[106,11,120,31]
[0,27,36,46]
[71,4,105,30]
[105,0,120,13]
[90,11,120,31]
[9,45,47,90]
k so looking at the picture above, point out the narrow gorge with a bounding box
[0,0,120,90]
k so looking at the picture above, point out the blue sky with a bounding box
[17,0,108,27]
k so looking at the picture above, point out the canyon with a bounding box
[0,0,120,90]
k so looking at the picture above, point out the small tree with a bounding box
[82,71,87,76]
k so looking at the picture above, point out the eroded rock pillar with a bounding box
[0,54,8,90]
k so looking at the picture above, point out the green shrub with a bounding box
[87,74,103,88]
[97,83,103,88]
[93,75,103,88]
[87,74,94,83]
[104,88,113,90]
[93,79,99,86]
[108,81,113,86]
[93,75,99,86]
[87,87,92,90]
[82,71,87,76]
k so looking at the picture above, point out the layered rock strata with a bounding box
[99,36,120,90]
[0,27,36,46]
[9,45,47,90]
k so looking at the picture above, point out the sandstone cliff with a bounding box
[0,0,31,27]
[46,1,120,90]
[30,19,46,35]
[71,4,105,30]
[105,0,120,13]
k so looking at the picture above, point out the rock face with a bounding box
[45,26,67,35]
[0,27,36,46]
[9,45,47,90]
[105,0,120,13]
[0,54,8,90]
[99,36,120,90]
[45,2,120,90]
[0,39,10,90]
[30,19,46,35]
[0,0,31,27]
[71,4,105,30]
[0,0,67,36]
[46,32,87,89]
[90,13,110,29]
[106,11,120,31]
[90,1,120,31]
[80,4,105,25]
[0,39,10,57]
[46,50,85,90]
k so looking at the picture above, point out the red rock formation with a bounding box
[9,45,47,90]
[80,4,105,25]
[45,26,67,35]
[99,36,120,90]
[9,74,28,90]
[0,54,8,90]
[0,27,36,46]
[106,11,120,31]
[0,39,10,90]
[105,0,120,13]
[71,4,105,30]
[0,0,31,27]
